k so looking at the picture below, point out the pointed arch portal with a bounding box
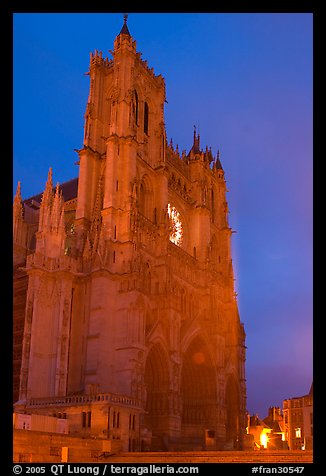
[143,343,169,436]
[225,376,241,445]
[181,336,217,437]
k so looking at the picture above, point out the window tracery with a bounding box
[167,204,183,246]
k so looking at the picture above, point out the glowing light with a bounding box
[167,203,183,246]
[295,427,301,438]
[260,432,268,448]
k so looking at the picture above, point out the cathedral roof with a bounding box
[24,177,79,206]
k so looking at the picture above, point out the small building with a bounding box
[246,407,287,450]
[14,391,142,452]
[283,383,313,450]
[247,414,272,449]
[263,407,287,450]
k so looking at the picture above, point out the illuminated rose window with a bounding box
[167,203,183,246]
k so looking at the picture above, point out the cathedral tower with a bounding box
[14,17,246,451]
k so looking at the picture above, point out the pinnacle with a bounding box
[14,181,22,203]
[13,181,24,219]
[119,14,131,36]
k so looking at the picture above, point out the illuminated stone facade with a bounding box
[283,384,313,450]
[13,19,246,451]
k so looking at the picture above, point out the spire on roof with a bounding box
[188,125,200,156]
[215,149,223,170]
[119,13,131,36]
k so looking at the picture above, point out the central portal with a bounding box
[143,343,170,448]
[180,336,217,446]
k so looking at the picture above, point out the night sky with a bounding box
[13,13,313,418]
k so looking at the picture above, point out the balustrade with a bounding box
[26,252,79,273]
[26,392,141,409]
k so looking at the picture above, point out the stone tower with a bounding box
[14,17,246,451]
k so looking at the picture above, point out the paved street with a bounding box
[105,450,313,463]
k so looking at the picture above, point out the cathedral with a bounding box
[13,17,247,451]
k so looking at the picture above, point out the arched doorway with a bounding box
[143,343,169,441]
[225,376,241,448]
[181,336,217,443]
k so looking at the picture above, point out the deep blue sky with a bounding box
[13,13,313,418]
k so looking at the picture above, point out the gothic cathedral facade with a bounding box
[13,19,247,451]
